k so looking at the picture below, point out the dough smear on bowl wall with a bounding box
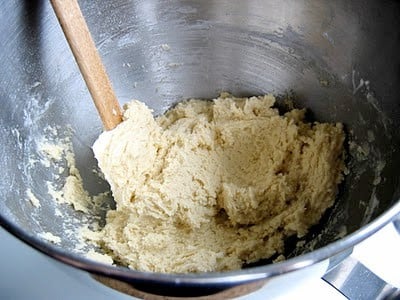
[92,93,346,273]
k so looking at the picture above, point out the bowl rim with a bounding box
[1,200,399,287]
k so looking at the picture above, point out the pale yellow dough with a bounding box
[93,93,345,273]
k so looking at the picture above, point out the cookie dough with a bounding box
[93,93,345,273]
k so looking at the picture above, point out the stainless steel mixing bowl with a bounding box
[1,0,400,298]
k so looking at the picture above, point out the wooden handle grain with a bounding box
[50,0,122,130]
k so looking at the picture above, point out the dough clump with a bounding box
[93,93,345,273]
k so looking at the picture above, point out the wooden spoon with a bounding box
[50,0,122,131]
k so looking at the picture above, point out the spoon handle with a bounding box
[50,0,122,130]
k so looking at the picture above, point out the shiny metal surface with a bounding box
[323,256,399,300]
[1,0,400,297]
